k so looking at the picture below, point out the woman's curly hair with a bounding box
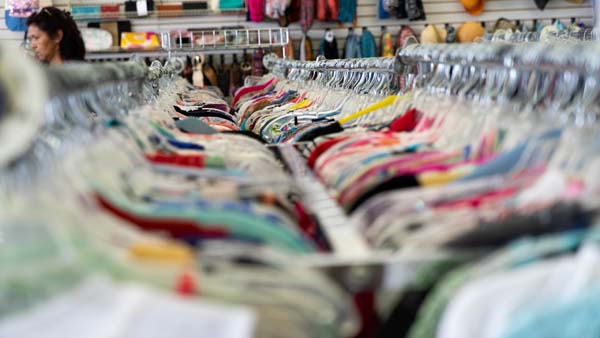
[27,7,86,61]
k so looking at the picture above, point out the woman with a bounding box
[26,7,86,64]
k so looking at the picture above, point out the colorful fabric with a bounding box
[248,0,265,22]
[300,34,314,61]
[380,29,394,57]
[6,0,38,17]
[300,0,314,32]
[316,0,338,21]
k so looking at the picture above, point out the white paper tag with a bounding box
[136,0,148,16]
[325,31,335,43]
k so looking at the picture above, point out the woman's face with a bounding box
[27,24,62,63]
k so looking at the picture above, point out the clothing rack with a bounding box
[481,27,598,43]
[5,36,600,338]
[258,54,463,290]
[257,42,600,290]
[263,41,600,96]
[266,39,600,85]
[1,53,365,338]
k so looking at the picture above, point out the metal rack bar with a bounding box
[276,144,370,257]
[264,54,397,74]
[86,48,169,60]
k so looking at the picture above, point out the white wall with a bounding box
[0,0,592,54]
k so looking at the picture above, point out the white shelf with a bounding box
[85,28,289,60]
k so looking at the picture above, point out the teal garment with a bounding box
[500,288,600,338]
[554,20,566,31]
[338,0,357,22]
[219,0,244,9]
[71,5,101,15]
[146,198,292,229]
[94,185,317,254]
[535,22,544,33]
[360,29,376,57]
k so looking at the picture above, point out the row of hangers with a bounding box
[0,58,181,191]
[398,42,600,114]
[264,54,398,96]
[260,34,600,127]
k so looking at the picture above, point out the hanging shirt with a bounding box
[316,0,338,20]
[319,31,339,59]
[344,30,362,59]
[381,29,395,57]
[300,0,314,32]
[248,0,265,22]
[406,0,425,21]
[396,25,418,49]
[300,34,314,61]
[360,28,377,58]
[378,0,390,18]
[338,0,356,22]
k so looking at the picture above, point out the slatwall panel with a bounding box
[0,0,593,53]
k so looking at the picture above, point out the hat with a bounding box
[420,24,447,44]
[457,22,485,42]
[493,18,516,32]
[460,0,484,16]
